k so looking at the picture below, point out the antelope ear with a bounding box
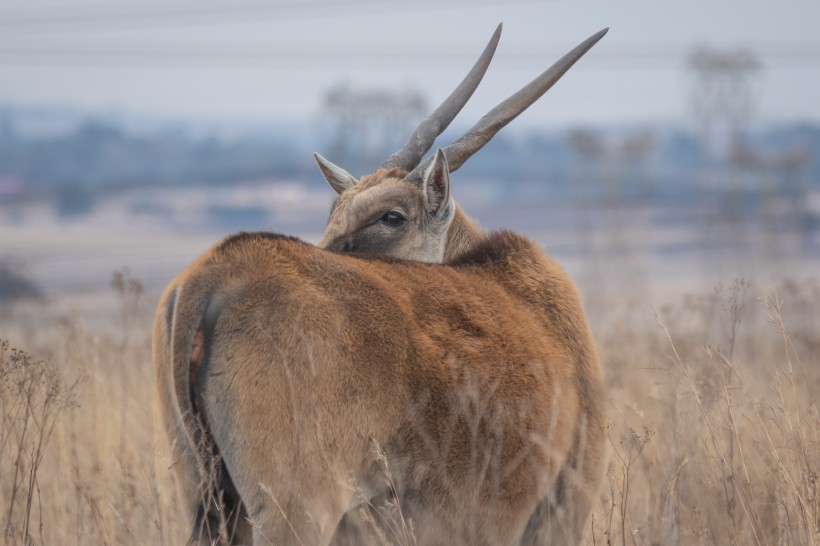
[421,148,452,218]
[314,153,359,194]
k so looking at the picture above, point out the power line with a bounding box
[0,43,818,70]
[0,0,543,34]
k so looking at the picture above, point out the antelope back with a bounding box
[154,230,604,545]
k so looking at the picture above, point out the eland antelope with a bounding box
[155,25,608,546]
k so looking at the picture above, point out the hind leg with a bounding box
[241,483,350,546]
[520,471,594,545]
[187,467,253,545]
[521,414,606,545]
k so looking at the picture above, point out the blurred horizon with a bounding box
[2,100,818,317]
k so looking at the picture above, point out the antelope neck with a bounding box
[443,203,485,262]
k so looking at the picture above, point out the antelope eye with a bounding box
[380,210,406,227]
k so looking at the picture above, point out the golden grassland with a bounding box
[1,273,818,545]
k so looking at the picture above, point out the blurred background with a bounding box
[1,0,818,321]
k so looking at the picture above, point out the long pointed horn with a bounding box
[406,27,609,182]
[381,23,502,171]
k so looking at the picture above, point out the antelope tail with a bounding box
[155,269,242,544]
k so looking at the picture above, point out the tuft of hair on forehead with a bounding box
[356,167,409,189]
[329,167,412,217]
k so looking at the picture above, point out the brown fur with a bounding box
[317,146,606,544]
[154,229,605,545]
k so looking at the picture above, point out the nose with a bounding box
[320,235,353,253]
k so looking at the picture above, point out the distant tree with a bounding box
[0,115,13,140]
[54,186,96,219]
[319,83,428,173]
[0,260,42,303]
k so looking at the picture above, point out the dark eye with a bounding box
[380,210,406,227]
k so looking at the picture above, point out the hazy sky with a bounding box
[0,0,818,129]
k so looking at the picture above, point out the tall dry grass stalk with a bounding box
[1,269,189,545]
[590,279,820,546]
[0,274,817,545]
[0,340,80,545]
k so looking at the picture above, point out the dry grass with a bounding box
[1,274,818,545]
[1,270,188,545]
[589,278,820,546]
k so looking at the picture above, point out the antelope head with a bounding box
[317,25,608,263]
